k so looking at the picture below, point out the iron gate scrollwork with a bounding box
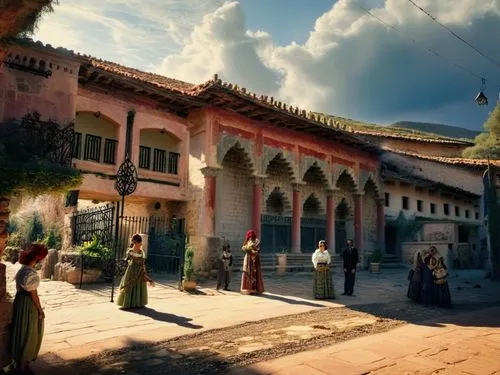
[72,204,115,248]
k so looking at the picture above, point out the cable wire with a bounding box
[407,0,500,71]
[355,2,488,83]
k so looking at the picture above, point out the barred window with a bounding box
[103,139,118,165]
[153,148,167,173]
[139,146,151,169]
[84,134,101,162]
[168,152,180,175]
[72,132,82,159]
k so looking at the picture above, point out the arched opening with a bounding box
[363,178,379,253]
[262,187,292,253]
[216,144,254,251]
[301,193,325,252]
[303,163,328,187]
[303,193,321,217]
[266,153,294,180]
[74,112,120,164]
[139,129,181,174]
[335,199,351,254]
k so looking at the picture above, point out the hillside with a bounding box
[391,121,480,140]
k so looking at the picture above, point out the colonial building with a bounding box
[0,39,496,271]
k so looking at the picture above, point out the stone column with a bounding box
[291,184,302,254]
[354,193,364,253]
[252,176,265,239]
[201,167,220,237]
[326,190,336,251]
[376,198,385,252]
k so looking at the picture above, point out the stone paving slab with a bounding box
[234,306,500,375]
[5,262,500,363]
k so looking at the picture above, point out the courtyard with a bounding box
[5,263,500,374]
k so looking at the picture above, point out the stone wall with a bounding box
[363,186,378,252]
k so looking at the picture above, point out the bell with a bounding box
[475,91,488,106]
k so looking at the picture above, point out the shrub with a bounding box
[6,232,24,248]
[42,228,61,249]
[183,247,195,281]
[25,212,44,243]
[371,249,383,263]
[2,246,22,263]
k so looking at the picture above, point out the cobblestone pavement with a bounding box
[5,263,500,371]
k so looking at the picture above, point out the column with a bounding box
[354,193,364,252]
[376,198,385,252]
[252,177,265,239]
[201,167,219,237]
[291,184,301,254]
[326,190,336,251]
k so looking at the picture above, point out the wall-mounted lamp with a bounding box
[94,111,101,118]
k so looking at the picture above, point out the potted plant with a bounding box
[276,247,288,276]
[370,249,383,273]
[182,247,197,291]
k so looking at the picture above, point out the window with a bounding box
[475,212,479,220]
[417,200,423,212]
[103,139,117,165]
[72,132,82,159]
[402,196,409,210]
[153,148,167,173]
[384,192,390,207]
[168,152,180,175]
[84,134,101,162]
[455,206,460,217]
[465,209,470,219]
[430,203,436,214]
[139,146,151,169]
[443,203,450,216]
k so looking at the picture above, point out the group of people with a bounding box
[407,246,452,308]
[6,232,451,373]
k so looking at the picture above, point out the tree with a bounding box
[463,104,500,159]
[0,0,58,43]
[487,166,500,280]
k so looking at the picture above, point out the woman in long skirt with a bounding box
[240,230,265,295]
[420,249,435,306]
[216,243,233,291]
[9,243,48,374]
[117,234,155,309]
[312,240,335,299]
[407,250,423,302]
[430,248,452,308]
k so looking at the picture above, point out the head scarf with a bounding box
[318,240,328,250]
[245,230,256,242]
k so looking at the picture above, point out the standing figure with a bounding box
[407,250,423,302]
[341,239,359,296]
[421,248,436,306]
[240,230,265,295]
[9,243,48,373]
[430,247,452,308]
[312,240,335,299]
[117,234,155,309]
[216,244,233,291]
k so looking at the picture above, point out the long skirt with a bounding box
[117,261,148,309]
[10,291,44,363]
[433,280,452,308]
[313,266,335,299]
[407,269,421,303]
[420,266,435,305]
[241,255,264,295]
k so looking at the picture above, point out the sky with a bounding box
[33,0,500,131]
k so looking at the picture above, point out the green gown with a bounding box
[117,249,148,309]
[10,265,44,363]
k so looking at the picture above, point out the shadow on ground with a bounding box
[125,307,203,329]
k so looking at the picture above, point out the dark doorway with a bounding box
[335,200,349,254]
[385,224,397,255]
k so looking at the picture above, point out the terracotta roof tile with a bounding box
[387,149,500,169]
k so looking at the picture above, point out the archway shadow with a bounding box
[125,307,203,329]
[256,293,327,308]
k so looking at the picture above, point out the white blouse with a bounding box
[15,265,40,292]
[312,250,332,269]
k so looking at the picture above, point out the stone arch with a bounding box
[361,171,382,198]
[303,162,329,187]
[217,133,255,172]
[265,153,295,180]
[333,166,358,190]
[221,143,254,172]
[301,156,329,186]
[265,187,291,216]
[303,193,322,217]
[262,147,297,182]
[335,198,353,253]
[335,169,358,192]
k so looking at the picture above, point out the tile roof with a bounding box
[386,149,500,169]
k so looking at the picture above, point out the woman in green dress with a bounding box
[312,240,335,299]
[117,234,155,309]
[9,243,48,374]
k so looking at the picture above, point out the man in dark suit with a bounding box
[341,239,359,296]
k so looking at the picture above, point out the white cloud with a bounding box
[35,0,500,129]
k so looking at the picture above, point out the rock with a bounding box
[41,249,59,280]
[53,262,101,284]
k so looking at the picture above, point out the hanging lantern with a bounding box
[475,78,488,106]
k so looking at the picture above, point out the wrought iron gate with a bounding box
[72,204,115,248]
[301,217,326,253]
[261,214,292,253]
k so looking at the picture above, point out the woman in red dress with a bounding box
[240,230,265,295]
